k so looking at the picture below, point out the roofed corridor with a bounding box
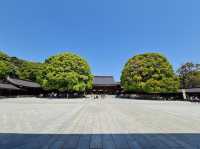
[0,97,200,149]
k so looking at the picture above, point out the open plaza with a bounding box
[0,96,200,149]
[1,0,200,148]
[1,47,200,149]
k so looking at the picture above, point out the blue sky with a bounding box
[0,0,200,81]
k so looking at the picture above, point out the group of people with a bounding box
[90,94,106,99]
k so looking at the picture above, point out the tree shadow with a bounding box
[0,133,200,149]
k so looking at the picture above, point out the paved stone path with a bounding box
[0,97,200,149]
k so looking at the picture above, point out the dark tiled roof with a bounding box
[93,76,118,86]
[0,83,20,90]
[179,88,200,93]
[7,77,41,88]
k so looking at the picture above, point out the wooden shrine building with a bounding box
[178,88,200,100]
[90,76,121,94]
[0,77,41,97]
[0,81,21,97]
[6,76,41,94]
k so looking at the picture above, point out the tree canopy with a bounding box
[0,51,16,79]
[121,53,179,93]
[38,52,93,92]
[0,61,15,79]
[16,61,44,82]
[0,51,43,81]
[0,51,9,60]
[189,71,200,88]
[0,51,93,92]
[177,62,200,88]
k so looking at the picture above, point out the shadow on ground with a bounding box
[0,133,200,149]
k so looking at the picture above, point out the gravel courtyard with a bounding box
[0,97,200,149]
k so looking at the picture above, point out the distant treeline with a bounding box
[0,51,200,93]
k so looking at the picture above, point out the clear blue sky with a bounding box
[0,0,200,81]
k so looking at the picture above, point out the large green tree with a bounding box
[38,52,93,92]
[0,50,43,81]
[9,57,26,68]
[0,51,16,79]
[121,53,179,93]
[189,71,200,88]
[0,51,9,60]
[177,62,200,88]
[0,61,15,79]
[16,61,44,82]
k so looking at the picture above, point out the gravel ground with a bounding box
[0,97,200,149]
